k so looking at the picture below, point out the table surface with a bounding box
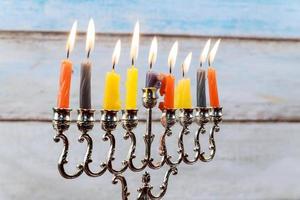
[0,122,299,200]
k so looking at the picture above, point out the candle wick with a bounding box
[200,62,203,68]
[169,65,172,74]
[66,49,70,59]
[149,62,152,70]
[131,58,134,66]
[182,65,185,77]
[112,62,116,70]
[208,60,211,67]
[87,49,91,59]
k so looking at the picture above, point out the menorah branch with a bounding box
[52,108,84,179]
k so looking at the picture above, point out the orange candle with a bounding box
[159,41,178,110]
[159,74,175,109]
[57,60,73,108]
[56,21,77,108]
[207,67,219,107]
[207,39,221,108]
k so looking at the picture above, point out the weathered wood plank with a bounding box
[0,122,299,199]
[0,33,300,120]
[0,1,300,38]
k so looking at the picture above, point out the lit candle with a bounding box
[207,39,221,108]
[145,37,160,88]
[159,41,178,110]
[175,52,192,109]
[125,21,139,110]
[80,18,95,109]
[57,20,77,108]
[103,39,122,110]
[197,39,211,107]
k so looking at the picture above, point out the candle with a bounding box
[125,21,139,110]
[159,41,178,110]
[103,40,122,110]
[80,18,95,109]
[197,39,211,107]
[57,21,77,108]
[145,37,160,88]
[207,39,221,108]
[175,52,192,109]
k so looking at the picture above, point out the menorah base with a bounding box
[111,168,178,200]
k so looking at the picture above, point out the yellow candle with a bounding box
[125,66,138,109]
[103,39,122,110]
[125,21,139,110]
[175,52,193,109]
[175,78,192,109]
[103,70,121,110]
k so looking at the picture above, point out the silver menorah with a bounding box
[52,87,223,200]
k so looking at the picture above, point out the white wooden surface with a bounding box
[0,122,299,199]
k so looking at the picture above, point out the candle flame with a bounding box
[168,41,178,71]
[66,20,78,55]
[112,39,121,67]
[85,18,95,54]
[130,21,140,64]
[199,39,211,65]
[183,52,192,75]
[148,36,158,67]
[208,39,221,66]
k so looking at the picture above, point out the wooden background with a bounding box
[0,0,300,199]
[0,32,299,199]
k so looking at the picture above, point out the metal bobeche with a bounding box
[52,107,72,132]
[121,109,138,131]
[52,87,223,200]
[100,109,118,131]
[77,109,95,132]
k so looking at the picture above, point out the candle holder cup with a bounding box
[52,107,72,132]
[121,109,138,131]
[77,109,95,132]
[100,110,118,132]
[52,88,223,199]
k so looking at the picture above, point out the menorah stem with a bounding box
[142,87,157,165]
[145,107,154,162]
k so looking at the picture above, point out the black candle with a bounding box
[197,68,206,107]
[80,18,95,109]
[80,61,91,109]
[197,39,211,107]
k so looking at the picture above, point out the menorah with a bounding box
[52,87,223,200]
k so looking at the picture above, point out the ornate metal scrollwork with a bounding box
[52,88,223,199]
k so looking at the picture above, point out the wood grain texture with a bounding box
[0,32,299,120]
[0,1,299,38]
[0,122,299,199]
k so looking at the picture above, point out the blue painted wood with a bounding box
[0,0,299,37]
